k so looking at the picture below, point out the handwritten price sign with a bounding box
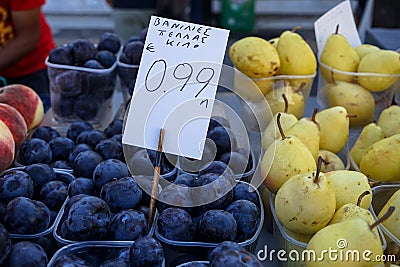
[122,16,230,159]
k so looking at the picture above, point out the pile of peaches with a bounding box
[0,84,44,173]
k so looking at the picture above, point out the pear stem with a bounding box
[357,191,370,207]
[369,206,395,230]
[294,82,307,93]
[311,108,318,123]
[282,94,289,113]
[346,114,358,118]
[368,181,382,188]
[291,26,302,33]
[314,156,323,183]
[335,24,339,34]
[277,113,286,140]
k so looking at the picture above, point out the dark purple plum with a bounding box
[40,180,68,211]
[68,177,96,197]
[95,138,123,160]
[24,163,56,189]
[111,134,122,143]
[121,40,144,65]
[110,209,148,241]
[232,182,259,206]
[55,70,82,97]
[126,35,142,44]
[100,176,142,212]
[98,32,121,54]
[63,195,111,240]
[53,254,92,267]
[4,241,48,267]
[100,259,130,267]
[93,159,130,188]
[63,194,89,216]
[156,184,193,214]
[66,120,93,142]
[208,116,230,132]
[158,207,195,241]
[76,129,107,147]
[68,143,92,163]
[173,173,197,187]
[19,138,52,165]
[49,136,75,161]
[4,197,51,234]
[52,94,76,117]
[129,236,164,267]
[0,223,11,265]
[206,126,236,159]
[73,94,99,121]
[83,59,105,69]
[70,39,97,66]
[0,170,34,203]
[104,119,123,137]
[198,210,237,243]
[48,45,73,65]
[226,199,260,242]
[31,126,61,142]
[209,241,245,260]
[198,160,233,178]
[96,50,116,69]
[219,151,250,175]
[73,150,103,178]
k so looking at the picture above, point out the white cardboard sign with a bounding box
[314,0,361,57]
[122,16,230,159]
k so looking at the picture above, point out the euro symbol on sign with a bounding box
[146,43,155,52]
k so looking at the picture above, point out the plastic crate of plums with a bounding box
[46,33,121,126]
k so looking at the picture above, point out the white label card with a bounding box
[122,16,230,159]
[314,0,361,57]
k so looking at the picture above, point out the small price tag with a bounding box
[122,16,230,159]
[314,0,361,57]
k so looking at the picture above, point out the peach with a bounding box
[0,120,15,172]
[0,84,44,130]
[0,103,28,148]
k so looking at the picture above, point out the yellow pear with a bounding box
[360,134,400,182]
[286,108,320,160]
[350,123,385,167]
[262,113,316,194]
[261,111,298,151]
[325,81,375,127]
[325,170,372,210]
[318,149,345,172]
[265,85,305,119]
[275,158,336,234]
[354,44,380,60]
[306,218,384,267]
[357,50,400,92]
[283,226,314,243]
[229,36,280,79]
[328,191,378,236]
[316,106,349,153]
[276,30,317,76]
[378,189,400,239]
[320,26,360,83]
[377,105,400,138]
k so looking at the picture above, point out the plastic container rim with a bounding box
[234,67,317,81]
[176,261,209,267]
[319,61,400,78]
[45,57,117,74]
[116,54,139,69]
[154,180,264,248]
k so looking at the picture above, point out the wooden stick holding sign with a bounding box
[148,128,165,227]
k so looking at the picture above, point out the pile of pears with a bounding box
[350,105,400,182]
[273,156,392,266]
[229,27,317,119]
[319,25,400,127]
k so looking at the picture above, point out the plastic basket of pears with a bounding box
[229,27,316,120]
[370,184,400,264]
[269,157,388,267]
[347,105,400,183]
[317,25,400,129]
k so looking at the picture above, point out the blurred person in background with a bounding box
[106,0,157,43]
[0,0,55,111]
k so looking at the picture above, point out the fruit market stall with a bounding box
[0,1,400,267]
